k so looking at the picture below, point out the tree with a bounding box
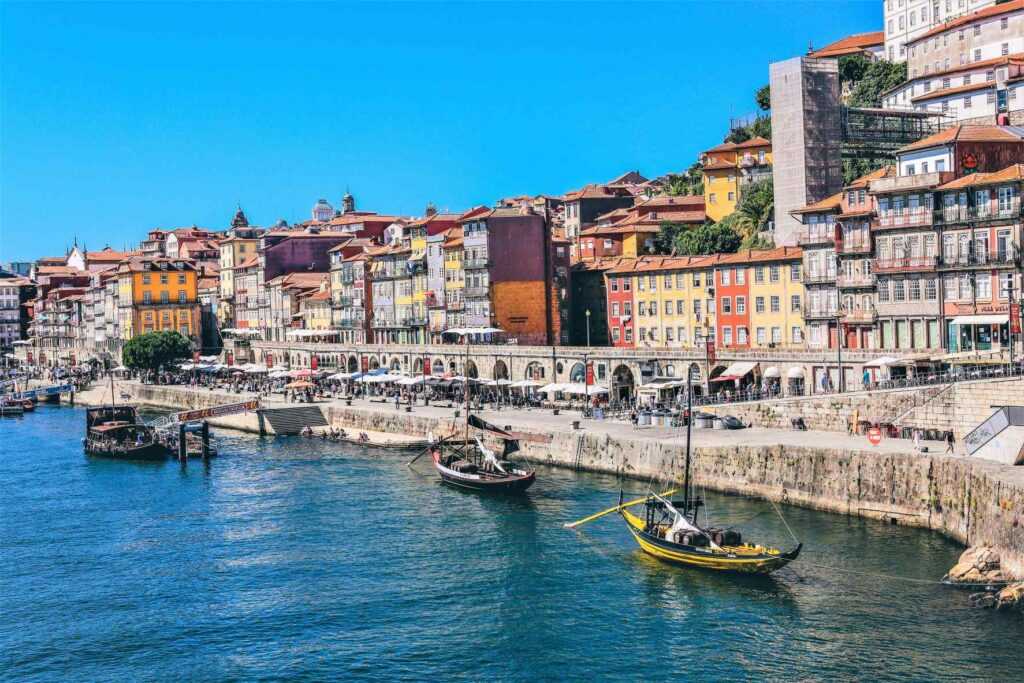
[122,331,192,373]
[755,84,771,111]
[847,60,907,108]
[674,221,742,256]
[748,115,771,140]
[837,53,871,86]
[662,162,704,197]
[724,126,752,144]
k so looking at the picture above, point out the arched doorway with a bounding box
[465,360,478,379]
[569,362,585,383]
[525,361,545,381]
[390,358,402,372]
[413,358,423,375]
[448,360,457,374]
[493,359,509,381]
[787,367,806,396]
[348,355,358,372]
[433,358,445,375]
[369,357,380,370]
[688,363,703,397]
[611,364,635,403]
[708,365,728,394]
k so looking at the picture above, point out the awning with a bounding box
[951,314,1009,326]
[787,367,805,379]
[763,366,781,379]
[863,355,899,368]
[710,361,758,383]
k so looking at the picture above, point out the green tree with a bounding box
[847,60,907,108]
[755,84,771,111]
[748,115,771,140]
[122,331,192,373]
[837,53,872,86]
[662,162,704,197]
[674,221,742,256]
[724,126,752,144]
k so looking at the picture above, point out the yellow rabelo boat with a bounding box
[566,371,801,575]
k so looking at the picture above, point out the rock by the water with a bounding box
[995,582,1024,611]
[969,592,998,609]
[944,546,1006,585]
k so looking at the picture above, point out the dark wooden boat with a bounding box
[0,399,25,416]
[84,405,169,461]
[430,415,535,493]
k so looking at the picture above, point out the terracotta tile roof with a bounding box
[809,31,884,58]
[606,255,718,275]
[716,246,803,265]
[702,158,736,171]
[883,54,1024,97]
[909,0,1024,45]
[197,277,219,290]
[85,247,132,262]
[838,209,874,219]
[306,289,331,302]
[731,136,772,150]
[636,195,705,210]
[235,255,260,269]
[790,191,844,215]
[117,258,197,273]
[266,272,328,289]
[36,265,84,275]
[846,166,895,189]
[897,124,1024,153]
[458,206,492,221]
[703,141,738,154]
[937,163,1024,189]
[562,184,633,201]
[911,80,995,103]
[595,207,632,223]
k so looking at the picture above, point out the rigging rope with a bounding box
[770,498,801,546]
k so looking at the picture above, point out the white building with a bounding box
[884,0,998,63]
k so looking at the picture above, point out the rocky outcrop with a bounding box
[945,546,1006,585]
[970,581,1024,610]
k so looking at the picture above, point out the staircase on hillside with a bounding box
[258,406,329,435]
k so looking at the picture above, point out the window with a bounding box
[925,277,937,301]
[737,327,748,344]
[664,273,673,289]
[675,273,685,288]
[756,327,766,345]
[665,301,673,315]
[178,291,186,303]
[974,24,981,37]
[988,91,996,104]
[770,296,780,313]
[1002,17,1009,29]
[909,278,921,300]
[964,74,971,85]
[612,327,620,342]
[692,273,701,287]
[792,326,803,344]
[637,301,646,317]
[721,297,732,314]
[611,302,620,316]
[736,297,746,314]
[736,268,745,285]
[665,327,674,342]
[755,296,765,313]
[977,273,991,299]
[624,327,632,343]
[623,302,632,316]
[769,265,780,282]
[610,278,618,292]
[678,327,688,345]
[178,274,186,284]
[791,295,801,312]
[1001,273,1014,299]
[721,269,731,286]
[622,278,631,292]
[974,49,981,61]
[677,300,686,315]
[723,327,733,345]
[160,291,169,304]
[728,192,735,202]
[160,274,168,285]
[964,95,972,109]
[894,279,906,302]
[648,275,657,292]
[771,327,782,344]
[1003,43,1010,56]
[143,291,152,304]
[791,263,801,281]
[639,327,646,341]
[754,266,765,283]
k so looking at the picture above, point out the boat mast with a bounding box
[683,368,693,518]
[464,333,470,448]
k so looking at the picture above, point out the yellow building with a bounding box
[701,137,773,222]
[746,247,805,349]
[116,258,200,342]
[218,235,258,325]
[300,286,333,331]
[609,255,718,349]
[442,227,465,330]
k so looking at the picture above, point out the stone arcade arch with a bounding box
[524,361,546,381]
[611,364,635,403]
[493,359,509,381]
[433,358,446,375]
[348,355,359,372]
[569,362,586,383]
[465,360,479,379]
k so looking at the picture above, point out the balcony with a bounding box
[842,306,877,324]
[803,271,836,285]
[446,300,465,311]
[403,316,428,327]
[337,319,362,329]
[872,256,938,273]
[936,201,1022,226]
[938,247,1019,270]
[464,286,490,298]
[464,258,490,270]
[371,319,405,329]
[797,229,835,247]
[336,296,354,307]
[870,171,953,194]
[874,210,932,229]
[836,271,876,288]
[836,239,872,255]
[803,305,840,321]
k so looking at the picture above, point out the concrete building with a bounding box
[0,273,35,352]
[770,57,845,246]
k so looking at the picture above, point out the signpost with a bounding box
[867,427,882,446]
[174,399,260,424]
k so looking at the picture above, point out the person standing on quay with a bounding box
[946,431,956,454]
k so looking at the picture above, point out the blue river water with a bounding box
[2,405,1022,681]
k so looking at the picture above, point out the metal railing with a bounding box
[803,272,837,285]
[797,230,835,247]
[872,256,937,272]
[464,286,490,298]
[938,201,1021,225]
[938,247,1019,268]
[875,211,932,228]
[837,240,872,255]
[836,272,876,288]
[463,258,490,270]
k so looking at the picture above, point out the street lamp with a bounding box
[585,309,592,348]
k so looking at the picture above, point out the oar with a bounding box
[563,488,678,529]
[407,433,449,467]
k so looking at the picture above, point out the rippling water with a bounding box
[2,406,1022,681]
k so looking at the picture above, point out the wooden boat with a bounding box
[429,415,535,492]
[84,405,170,461]
[566,372,800,575]
[0,399,25,416]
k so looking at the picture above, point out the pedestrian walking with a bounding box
[945,431,955,454]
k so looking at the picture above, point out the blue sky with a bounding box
[0,1,878,262]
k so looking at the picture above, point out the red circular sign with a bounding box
[867,427,882,446]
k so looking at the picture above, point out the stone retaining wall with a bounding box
[71,381,1024,579]
[896,377,1024,441]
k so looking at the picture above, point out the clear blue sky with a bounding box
[0,1,878,262]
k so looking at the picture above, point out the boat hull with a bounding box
[433,461,535,493]
[85,442,170,462]
[621,509,800,575]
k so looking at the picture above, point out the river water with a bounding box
[2,406,1022,681]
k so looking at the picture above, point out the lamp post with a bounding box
[585,309,591,348]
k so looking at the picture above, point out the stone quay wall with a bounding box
[74,381,1024,579]
[894,377,1024,441]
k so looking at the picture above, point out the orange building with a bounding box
[116,258,201,343]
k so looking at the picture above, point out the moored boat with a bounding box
[84,405,170,461]
[429,416,535,493]
[0,399,25,416]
